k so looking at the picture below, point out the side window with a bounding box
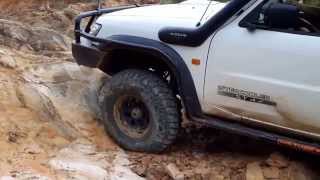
[239,0,320,35]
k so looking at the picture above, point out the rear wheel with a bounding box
[99,69,180,153]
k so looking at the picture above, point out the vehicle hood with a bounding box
[96,0,226,40]
[105,0,225,21]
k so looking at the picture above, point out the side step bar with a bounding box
[192,116,320,155]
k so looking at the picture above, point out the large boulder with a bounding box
[18,62,107,139]
[0,19,71,52]
[49,139,144,180]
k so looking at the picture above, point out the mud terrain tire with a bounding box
[99,69,180,153]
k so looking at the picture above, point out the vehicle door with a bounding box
[204,0,320,137]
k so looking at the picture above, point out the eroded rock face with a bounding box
[49,139,143,180]
[0,68,21,107]
[0,47,141,179]
[0,105,71,178]
[0,49,16,69]
[17,62,107,139]
[0,19,71,52]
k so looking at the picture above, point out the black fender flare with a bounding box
[99,35,203,117]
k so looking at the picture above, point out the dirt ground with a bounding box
[0,0,319,179]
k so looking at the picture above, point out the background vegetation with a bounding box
[291,0,320,6]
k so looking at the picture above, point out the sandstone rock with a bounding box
[0,19,71,53]
[16,83,79,139]
[246,162,265,180]
[0,50,16,69]
[51,11,71,29]
[265,152,289,168]
[231,173,244,180]
[262,167,280,179]
[112,150,145,180]
[287,161,317,180]
[133,165,147,177]
[0,176,15,180]
[17,62,107,140]
[49,140,111,179]
[146,168,169,180]
[0,71,21,107]
[23,143,44,154]
[49,139,144,180]
[202,172,224,180]
[63,7,78,20]
[7,171,50,180]
[165,163,185,180]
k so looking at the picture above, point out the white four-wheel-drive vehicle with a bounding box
[72,0,320,154]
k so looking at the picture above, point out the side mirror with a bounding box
[264,3,299,29]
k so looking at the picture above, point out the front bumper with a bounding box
[72,5,138,67]
[72,40,104,68]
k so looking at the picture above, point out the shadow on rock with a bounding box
[128,123,320,180]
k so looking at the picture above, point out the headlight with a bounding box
[90,23,102,36]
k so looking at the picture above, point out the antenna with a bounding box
[98,0,102,11]
[196,0,213,27]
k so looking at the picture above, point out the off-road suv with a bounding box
[72,0,320,154]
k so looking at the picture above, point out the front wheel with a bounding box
[99,69,180,153]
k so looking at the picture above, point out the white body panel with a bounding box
[96,0,226,104]
[204,0,320,137]
[95,0,320,138]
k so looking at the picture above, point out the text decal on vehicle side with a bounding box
[217,86,277,106]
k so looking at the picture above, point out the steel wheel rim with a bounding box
[113,95,151,139]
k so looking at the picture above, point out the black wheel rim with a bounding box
[113,95,151,139]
